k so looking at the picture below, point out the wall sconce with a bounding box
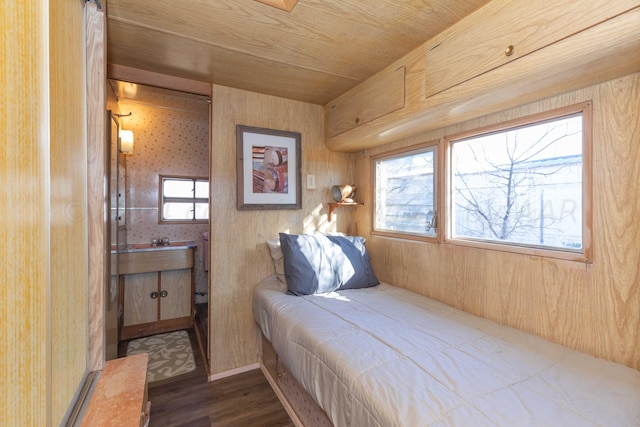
[119,129,134,154]
[331,184,356,203]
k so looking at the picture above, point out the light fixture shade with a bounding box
[119,129,134,154]
[331,184,356,203]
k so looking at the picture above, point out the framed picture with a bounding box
[236,125,302,210]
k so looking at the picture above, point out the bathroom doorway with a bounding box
[107,78,211,366]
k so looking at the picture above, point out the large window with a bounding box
[371,103,592,261]
[160,175,209,223]
[448,103,591,260]
[373,143,437,239]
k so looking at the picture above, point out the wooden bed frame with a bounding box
[260,335,332,427]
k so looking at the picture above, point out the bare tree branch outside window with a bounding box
[451,114,583,250]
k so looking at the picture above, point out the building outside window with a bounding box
[371,103,591,261]
[373,144,437,239]
[160,175,209,223]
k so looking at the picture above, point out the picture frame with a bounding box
[236,125,302,210]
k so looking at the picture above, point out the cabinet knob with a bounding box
[150,291,159,299]
[504,45,515,56]
[160,290,168,298]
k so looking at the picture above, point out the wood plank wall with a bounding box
[1,3,49,425]
[354,73,640,371]
[50,1,90,423]
[208,85,353,376]
[1,1,91,425]
[86,1,107,372]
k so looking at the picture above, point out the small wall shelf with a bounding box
[328,202,363,221]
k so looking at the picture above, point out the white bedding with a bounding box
[253,275,640,427]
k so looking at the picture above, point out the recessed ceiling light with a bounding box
[254,0,299,12]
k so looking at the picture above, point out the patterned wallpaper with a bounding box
[118,96,210,303]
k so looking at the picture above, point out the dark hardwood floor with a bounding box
[119,329,294,427]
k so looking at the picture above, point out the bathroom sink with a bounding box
[115,241,196,275]
[113,241,197,253]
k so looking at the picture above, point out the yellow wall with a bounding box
[354,73,640,370]
[1,1,90,425]
[209,85,353,375]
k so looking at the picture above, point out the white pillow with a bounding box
[266,232,351,285]
[266,238,287,284]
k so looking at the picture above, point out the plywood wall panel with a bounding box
[86,1,107,373]
[0,3,49,426]
[2,1,90,424]
[355,73,640,370]
[590,74,640,367]
[49,1,89,423]
[209,85,351,375]
[482,252,535,330]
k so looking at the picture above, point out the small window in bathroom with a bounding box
[160,175,209,223]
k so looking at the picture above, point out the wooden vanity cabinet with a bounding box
[119,247,194,340]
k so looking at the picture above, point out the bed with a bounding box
[254,234,640,426]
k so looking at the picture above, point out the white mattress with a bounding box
[253,275,640,427]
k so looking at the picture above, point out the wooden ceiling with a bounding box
[106,0,492,105]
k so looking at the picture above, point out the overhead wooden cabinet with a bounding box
[324,0,640,152]
[326,66,405,138]
[423,0,640,99]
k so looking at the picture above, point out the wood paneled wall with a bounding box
[209,85,352,376]
[354,73,640,371]
[86,1,107,371]
[1,1,91,425]
[1,3,49,425]
[50,0,90,423]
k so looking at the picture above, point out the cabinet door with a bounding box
[159,269,191,320]
[423,0,640,99]
[326,66,405,138]
[123,272,158,326]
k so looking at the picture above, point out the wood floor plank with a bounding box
[119,329,293,427]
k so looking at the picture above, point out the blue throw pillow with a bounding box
[279,233,379,296]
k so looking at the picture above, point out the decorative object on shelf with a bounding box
[331,184,357,203]
[328,184,361,221]
[236,125,302,210]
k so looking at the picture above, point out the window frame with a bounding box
[371,141,440,243]
[444,102,593,263]
[159,174,210,224]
